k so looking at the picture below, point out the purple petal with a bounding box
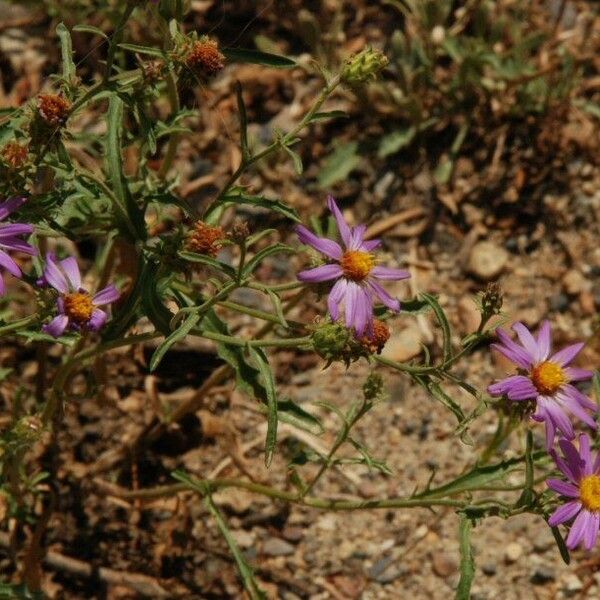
[544,398,575,440]
[0,197,26,220]
[361,239,381,252]
[43,314,69,338]
[548,500,582,527]
[367,279,400,312]
[536,320,552,361]
[551,343,585,367]
[43,254,69,293]
[296,225,343,261]
[565,367,594,382]
[494,328,534,368]
[371,266,411,281]
[88,309,107,331]
[562,384,598,412]
[512,322,540,360]
[0,223,34,237]
[60,257,81,290]
[552,450,580,484]
[558,436,584,480]
[583,512,599,550]
[578,433,593,475]
[93,284,120,305]
[546,478,580,498]
[567,509,592,550]
[348,224,367,251]
[327,196,352,248]
[0,249,22,277]
[544,416,556,451]
[0,273,5,295]
[298,263,343,283]
[558,392,598,431]
[327,278,347,321]
[487,375,538,401]
[0,237,37,256]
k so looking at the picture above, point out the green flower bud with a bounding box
[341,47,388,85]
[363,372,385,402]
[311,322,351,363]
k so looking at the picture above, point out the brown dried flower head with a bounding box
[37,94,71,126]
[184,38,225,77]
[187,221,225,256]
[357,319,391,354]
[1,141,28,169]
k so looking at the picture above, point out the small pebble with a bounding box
[530,567,556,585]
[262,538,296,557]
[504,542,523,563]
[481,563,497,576]
[467,241,509,281]
[562,573,583,596]
[432,553,457,578]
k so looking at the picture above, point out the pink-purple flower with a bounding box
[0,197,37,294]
[488,321,596,449]
[296,196,410,335]
[41,253,120,338]
[547,434,600,550]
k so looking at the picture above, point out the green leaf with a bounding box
[235,81,250,160]
[434,157,454,184]
[248,347,278,467]
[178,251,237,279]
[265,288,287,327]
[428,381,466,426]
[550,525,571,565]
[398,297,432,315]
[582,102,600,121]
[150,313,199,372]
[378,126,416,158]
[222,48,295,68]
[283,145,303,175]
[118,43,166,58]
[310,110,349,122]
[317,141,361,188]
[455,516,475,600]
[242,243,294,278]
[56,23,76,81]
[72,24,109,39]
[420,292,452,362]
[207,189,301,223]
[106,95,146,239]
[276,398,323,435]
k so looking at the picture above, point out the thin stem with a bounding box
[157,67,181,179]
[192,330,311,349]
[104,1,137,83]
[0,315,37,337]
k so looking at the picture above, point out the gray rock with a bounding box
[481,563,497,576]
[467,241,508,281]
[262,538,296,557]
[530,567,556,585]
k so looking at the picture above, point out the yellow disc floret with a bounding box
[580,475,600,512]
[64,292,94,326]
[531,361,567,395]
[341,250,374,281]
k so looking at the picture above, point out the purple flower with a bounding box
[0,197,37,294]
[296,196,410,335]
[547,434,600,550]
[488,321,596,449]
[41,253,120,338]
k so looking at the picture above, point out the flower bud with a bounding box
[186,221,225,256]
[229,220,250,244]
[311,321,351,363]
[363,372,385,402]
[341,47,388,85]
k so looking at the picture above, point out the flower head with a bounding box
[488,321,596,449]
[296,196,410,335]
[547,434,600,550]
[1,141,28,169]
[0,197,36,295]
[185,38,225,76]
[187,221,225,256]
[41,253,120,338]
[37,94,71,126]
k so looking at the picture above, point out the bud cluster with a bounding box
[341,47,388,85]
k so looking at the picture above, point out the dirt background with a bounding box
[1,0,600,598]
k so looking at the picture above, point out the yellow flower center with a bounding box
[64,292,94,325]
[530,361,566,395]
[580,475,600,512]
[341,250,374,281]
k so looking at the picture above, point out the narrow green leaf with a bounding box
[265,289,287,327]
[150,313,199,372]
[421,292,452,362]
[242,243,294,278]
[56,23,76,81]
[310,110,349,122]
[550,526,571,565]
[205,189,301,223]
[283,145,303,175]
[222,48,295,68]
[73,24,109,39]
[178,251,237,279]
[317,141,361,188]
[235,81,250,160]
[378,126,416,158]
[248,347,278,467]
[434,157,454,184]
[455,516,475,600]
[428,381,466,425]
[118,43,166,58]
[276,398,323,435]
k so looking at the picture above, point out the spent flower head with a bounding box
[40,253,120,338]
[187,221,225,257]
[488,321,596,449]
[0,197,37,295]
[37,93,71,126]
[296,196,410,336]
[547,434,600,550]
[1,142,28,170]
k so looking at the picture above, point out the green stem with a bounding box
[157,66,181,179]
[0,315,37,337]
[192,330,311,349]
[104,1,137,83]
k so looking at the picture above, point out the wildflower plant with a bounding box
[0,3,597,599]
